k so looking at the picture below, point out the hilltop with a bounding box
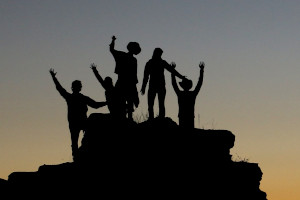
[4,113,267,199]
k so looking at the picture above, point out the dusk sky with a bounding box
[1,1,300,199]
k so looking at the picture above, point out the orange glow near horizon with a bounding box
[1,1,300,199]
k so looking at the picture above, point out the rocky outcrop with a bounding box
[0,178,8,192]
[6,114,267,199]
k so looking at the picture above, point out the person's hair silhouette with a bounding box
[90,63,126,120]
[141,48,185,119]
[49,68,107,161]
[109,35,141,121]
[171,62,205,128]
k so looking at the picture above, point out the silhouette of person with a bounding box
[49,68,107,161]
[109,35,141,120]
[90,63,126,120]
[171,62,205,128]
[141,48,185,119]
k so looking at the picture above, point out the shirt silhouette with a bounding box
[109,35,141,120]
[90,63,126,120]
[141,48,185,119]
[49,69,107,161]
[171,62,204,128]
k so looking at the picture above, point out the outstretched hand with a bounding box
[112,35,116,41]
[49,68,57,77]
[90,63,97,71]
[170,62,176,68]
[199,61,205,70]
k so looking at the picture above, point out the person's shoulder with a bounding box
[120,50,127,54]
[77,93,89,99]
[113,49,125,56]
[161,59,169,65]
[146,59,153,65]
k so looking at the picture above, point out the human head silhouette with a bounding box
[104,77,113,89]
[179,78,193,91]
[71,80,82,93]
[127,42,141,55]
[152,48,163,59]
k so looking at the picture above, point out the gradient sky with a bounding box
[1,1,300,199]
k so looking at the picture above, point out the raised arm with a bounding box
[165,62,185,80]
[90,63,107,90]
[109,35,117,54]
[49,68,68,98]
[140,62,150,95]
[194,62,205,95]
[170,63,180,94]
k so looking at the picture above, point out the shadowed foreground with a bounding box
[5,114,267,199]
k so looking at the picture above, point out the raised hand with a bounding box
[199,61,205,70]
[170,62,176,68]
[112,35,116,41]
[49,68,57,77]
[90,63,97,71]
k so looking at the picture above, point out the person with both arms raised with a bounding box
[171,62,205,128]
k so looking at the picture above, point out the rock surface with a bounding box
[5,114,267,199]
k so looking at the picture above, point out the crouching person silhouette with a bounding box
[49,68,107,161]
[171,62,205,128]
[90,63,126,121]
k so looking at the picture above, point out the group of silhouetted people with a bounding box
[50,36,205,161]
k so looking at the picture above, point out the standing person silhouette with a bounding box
[49,69,107,161]
[141,48,185,119]
[90,63,126,121]
[109,35,141,121]
[171,62,205,128]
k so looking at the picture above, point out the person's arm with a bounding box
[165,61,185,80]
[170,63,180,95]
[90,63,107,90]
[194,62,205,95]
[85,96,107,109]
[140,62,150,95]
[109,35,117,54]
[49,68,68,98]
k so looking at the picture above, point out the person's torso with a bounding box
[177,91,196,118]
[114,51,138,84]
[105,88,125,114]
[147,59,167,87]
[65,93,89,121]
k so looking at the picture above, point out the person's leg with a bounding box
[69,124,81,161]
[147,88,156,119]
[115,80,128,120]
[191,117,195,128]
[157,87,166,118]
[128,85,139,120]
[126,98,134,120]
